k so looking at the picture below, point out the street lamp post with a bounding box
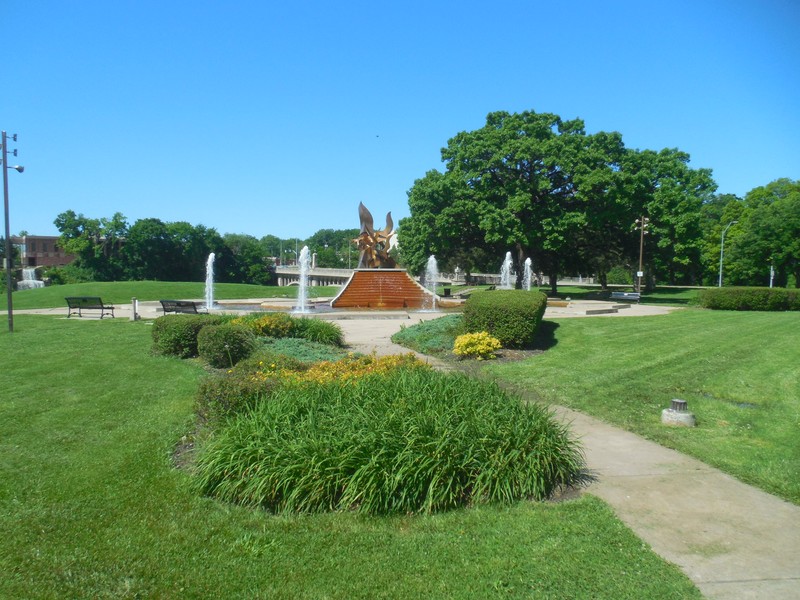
[635,216,650,293]
[2,131,25,333]
[718,220,738,287]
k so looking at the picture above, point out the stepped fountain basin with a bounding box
[331,269,459,310]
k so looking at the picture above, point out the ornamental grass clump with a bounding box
[232,312,295,337]
[453,331,502,360]
[197,323,257,368]
[194,367,585,515]
[231,312,345,345]
[290,317,345,346]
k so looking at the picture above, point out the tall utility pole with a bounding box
[2,131,25,333]
[718,220,738,287]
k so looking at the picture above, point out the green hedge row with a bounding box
[698,287,800,311]
[463,290,547,348]
[151,312,345,368]
[151,314,230,358]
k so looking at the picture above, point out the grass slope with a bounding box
[482,309,800,503]
[0,316,699,599]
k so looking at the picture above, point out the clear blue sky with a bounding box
[4,0,799,240]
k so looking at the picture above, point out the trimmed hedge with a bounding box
[698,287,800,311]
[151,314,227,358]
[463,290,548,348]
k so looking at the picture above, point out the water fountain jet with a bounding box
[204,253,215,310]
[523,258,533,291]
[499,252,514,289]
[294,246,311,313]
[422,255,440,311]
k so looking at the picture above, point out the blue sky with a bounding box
[4,0,799,240]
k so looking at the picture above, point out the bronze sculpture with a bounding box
[353,202,397,268]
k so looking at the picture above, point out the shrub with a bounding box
[291,317,344,346]
[266,353,428,386]
[463,290,547,348]
[698,287,800,311]
[151,314,225,358]
[197,323,257,368]
[194,368,585,515]
[196,372,282,421]
[232,312,295,338]
[453,331,502,360]
[606,265,632,285]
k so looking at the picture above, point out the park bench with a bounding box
[610,291,641,303]
[65,296,116,319]
[159,299,207,315]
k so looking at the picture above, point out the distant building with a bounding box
[9,235,75,267]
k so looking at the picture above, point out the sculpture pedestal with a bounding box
[331,269,434,309]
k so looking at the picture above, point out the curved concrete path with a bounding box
[331,306,800,600]
[11,300,800,598]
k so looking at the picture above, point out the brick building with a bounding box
[9,235,75,267]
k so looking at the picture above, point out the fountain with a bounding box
[423,255,440,311]
[523,258,533,291]
[330,203,454,309]
[294,246,311,313]
[204,253,215,310]
[499,252,514,289]
[17,267,45,291]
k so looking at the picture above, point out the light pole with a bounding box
[635,216,650,293]
[2,131,25,333]
[718,220,738,287]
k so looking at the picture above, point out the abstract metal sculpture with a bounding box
[353,202,397,268]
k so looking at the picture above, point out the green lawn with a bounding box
[0,316,700,599]
[542,285,700,306]
[481,309,800,503]
[9,281,341,310]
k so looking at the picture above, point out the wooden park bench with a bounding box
[159,299,207,315]
[610,291,641,303]
[65,296,116,319]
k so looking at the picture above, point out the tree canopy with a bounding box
[399,110,718,291]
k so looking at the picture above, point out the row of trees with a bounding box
[398,110,799,290]
[50,211,360,285]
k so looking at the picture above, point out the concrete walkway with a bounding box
[11,299,800,598]
[331,306,800,600]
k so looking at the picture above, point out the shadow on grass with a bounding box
[531,320,559,351]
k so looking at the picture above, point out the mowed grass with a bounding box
[481,309,800,503]
[10,281,341,310]
[543,285,700,306]
[0,316,700,599]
